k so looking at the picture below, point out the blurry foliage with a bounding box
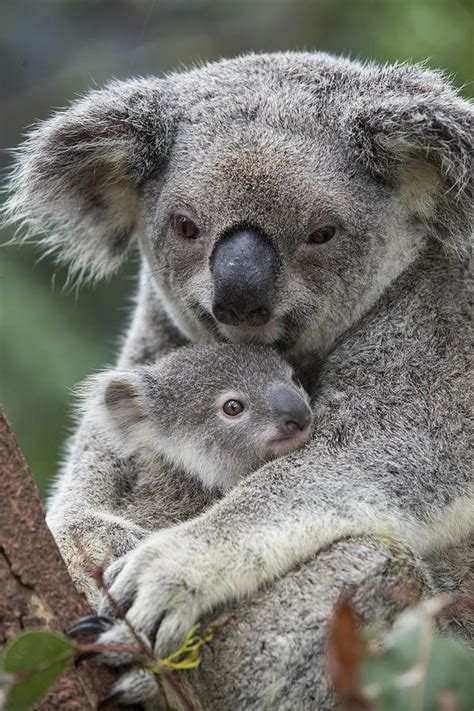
[0,0,472,494]
[328,594,474,711]
[1,630,78,711]
[0,244,139,492]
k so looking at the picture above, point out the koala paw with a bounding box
[96,527,213,662]
[102,668,160,708]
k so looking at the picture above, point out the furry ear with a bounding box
[103,375,146,436]
[4,78,175,283]
[354,92,473,258]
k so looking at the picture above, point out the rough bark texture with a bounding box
[0,410,120,710]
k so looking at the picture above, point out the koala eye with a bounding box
[307,225,337,244]
[222,399,244,416]
[173,214,200,239]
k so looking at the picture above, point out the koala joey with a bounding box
[91,344,312,490]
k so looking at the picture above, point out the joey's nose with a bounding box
[211,229,280,327]
[270,384,312,437]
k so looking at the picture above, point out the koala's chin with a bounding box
[216,319,284,346]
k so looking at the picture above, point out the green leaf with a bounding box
[1,629,79,711]
[361,623,474,710]
[424,636,474,711]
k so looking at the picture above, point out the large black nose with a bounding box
[269,384,312,437]
[211,228,280,327]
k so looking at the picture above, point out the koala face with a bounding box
[153,346,312,488]
[142,119,400,357]
[7,53,472,357]
[99,345,313,489]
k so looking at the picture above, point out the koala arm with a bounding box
[187,535,431,710]
[96,424,460,657]
[49,510,147,609]
[98,536,432,710]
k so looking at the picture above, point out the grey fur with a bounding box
[4,51,473,708]
[86,344,312,490]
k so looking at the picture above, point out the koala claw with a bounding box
[94,619,152,666]
[95,529,208,661]
[66,614,113,638]
[103,551,133,589]
[99,669,160,708]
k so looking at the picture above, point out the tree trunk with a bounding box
[0,411,120,710]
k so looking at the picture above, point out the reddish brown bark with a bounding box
[0,410,120,710]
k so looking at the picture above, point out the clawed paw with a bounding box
[68,528,224,704]
[96,576,200,663]
[66,614,113,638]
[95,530,209,658]
[99,669,160,708]
[100,669,160,708]
[66,613,148,667]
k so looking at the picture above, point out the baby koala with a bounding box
[92,344,312,490]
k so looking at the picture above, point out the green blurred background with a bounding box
[0,0,472,496]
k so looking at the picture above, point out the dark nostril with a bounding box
[284,411,311,435]
[284,420,301,435]
[245,306,270,326]
[212,303,271,327]
[213,303,240,325]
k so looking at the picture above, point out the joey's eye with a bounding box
[308,225,336,244]
[223,399,244,416]
[173,215,200,239]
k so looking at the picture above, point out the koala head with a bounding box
[5,53,472,357]
[91,345,312,489]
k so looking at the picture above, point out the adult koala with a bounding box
[5,52,473,708]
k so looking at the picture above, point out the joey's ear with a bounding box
[103,374,146,435]
[4,78,176,282]
[354,93,473,258]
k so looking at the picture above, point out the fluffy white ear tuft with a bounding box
[3,78,175,284]
[353,86,473,259]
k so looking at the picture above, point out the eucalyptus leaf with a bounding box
[1,629,79,711]
[361,624,474,711]
[424,636,474,711]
